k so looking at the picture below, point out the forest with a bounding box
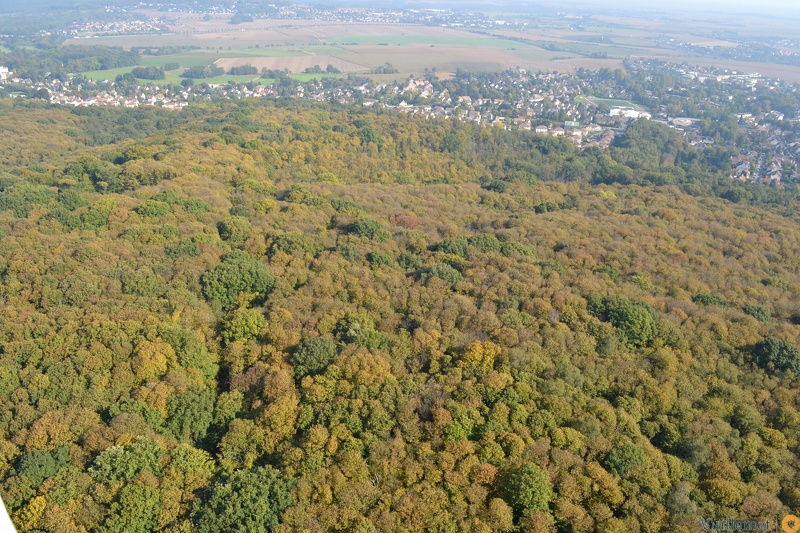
[0,46,141,82]
[1,97,800,532]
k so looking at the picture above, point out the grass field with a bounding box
[80,66,266,85]
[542,42,669,58]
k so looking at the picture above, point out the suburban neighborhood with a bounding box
[2,58,798,185]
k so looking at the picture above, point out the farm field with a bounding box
[215,54,366,74]
[327,33,530,48]
[67,11,647,80]
[64,8,800,83]
[533,41,670,59]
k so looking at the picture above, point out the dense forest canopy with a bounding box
[1,98,800,532]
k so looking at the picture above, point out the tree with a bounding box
[290,337,337,379]
[742,304,771,323]
[458,341,501,371]
[191,466,292,532]
[122,268,166,298]
[201,250,275,310]
[223,308,267,343]
[89,437,164,485]
[347,219,391,242]
[438,236,469,257]
[753,338,800,375]
[506,463,554,516]
[181,65,225,79]
[603,444,645,476]
[228,65,258,76]
[103,481,160,533]
[17,447,69,485]
[131,66,165,80]
[159,327,219,380]
[166,389,215,443]
[420,263,463,287]
[589,296,658,348]
[218,215,252,243]
[136,200,171,218]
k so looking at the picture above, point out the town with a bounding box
[2,57,798,187]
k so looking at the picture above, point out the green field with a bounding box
[528,40,664,59]
[80,66,265,86]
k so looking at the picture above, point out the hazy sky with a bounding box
[366,0,800,17]
[1,0,799,18]
[534,0,800,17]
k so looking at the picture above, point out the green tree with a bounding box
[103,481,160,533]
[743,304,771,323]
[166,389,215,443]
[191,466,292,532]
[347,219,391,242]
[604,444,645,476]
[160,326,219,380]
[136,200,171,218]
[17,447,69,485]
[367,251,393,268]
[122,268,166,298]
[420,263,463,287]
[89,437,163,485]
[201,250,275,310]
[589,296,658,348]
[468,233,502,252]
[753,338,800,375]
[290,337,337,379]
[223,308,267,343]
[438,236,469,257]
[506,462,554,516]
[218,216,252,244]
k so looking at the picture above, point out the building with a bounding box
[610,107,651,119]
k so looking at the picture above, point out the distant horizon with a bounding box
[549,0,800,16]
[307,0,800,18]
[0,0,798,15]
